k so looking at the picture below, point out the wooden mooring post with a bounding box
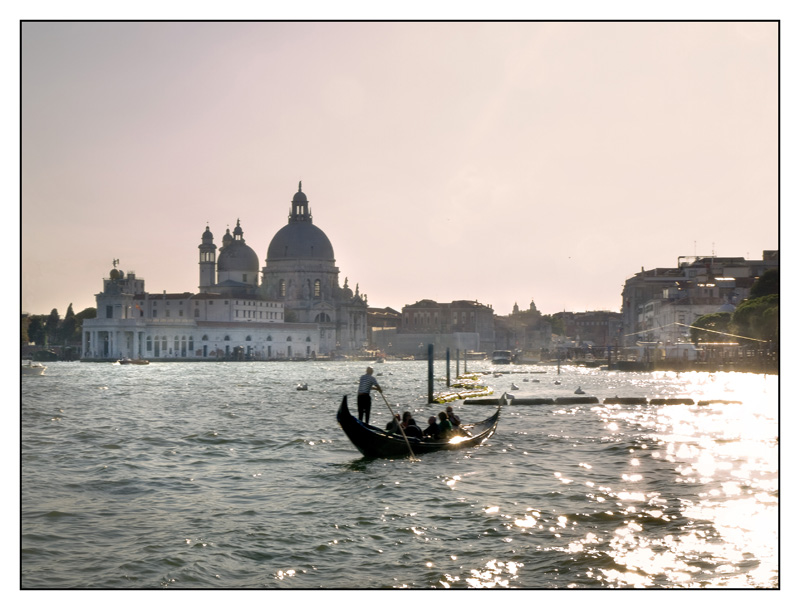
[446,348,451,387]
[427,343,434,404]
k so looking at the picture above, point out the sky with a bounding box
[19,16,781,318]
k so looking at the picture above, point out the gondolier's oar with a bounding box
[380,392,418,461]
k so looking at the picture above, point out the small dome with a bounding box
[110,268,124,280]
[293,181,308,203]
[221,228,233,248]
[202,226,213,240]
[218,240,259,272]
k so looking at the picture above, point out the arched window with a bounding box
[287,336,292,342]
[267,335,272,342]
[224,335,230,342]
[188,336,194,351]
[306,336,311,342]
[245,335,252,342]
[314,279,321,298]
[314,313,331,323]
[146,336,152,351]
[202,335,209,341]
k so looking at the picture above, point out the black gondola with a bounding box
[336,394,502,459]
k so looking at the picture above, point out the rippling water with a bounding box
[21,360,778,588]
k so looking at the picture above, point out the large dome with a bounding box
[266,184,335,262]
[218,240,260,272]
[267,222,335,262]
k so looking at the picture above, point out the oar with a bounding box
[379,392,418,461]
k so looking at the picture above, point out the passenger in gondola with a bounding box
[437,411,454,439]
[446,405,471,437]
[445,406,462,428]
[423,416,439,439]
[401,412,423,439]
[385,413,401,434]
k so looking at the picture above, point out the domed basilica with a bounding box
[82,183,369,360]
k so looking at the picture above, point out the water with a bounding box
[21,360,778,588]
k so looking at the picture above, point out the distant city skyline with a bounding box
[21,21,779,317]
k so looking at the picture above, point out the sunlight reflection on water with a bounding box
[576,373,778,588]
[23,363,777,588]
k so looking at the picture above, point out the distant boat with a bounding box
[575,386,585,394]
[492,350,513,365]
[118,358,150,365]
[510,383,520,391]
[21,360,46,376]
[296,383,308,391]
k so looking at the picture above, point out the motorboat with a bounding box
[21,361,46,376]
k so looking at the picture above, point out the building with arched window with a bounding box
[259,182,368,353]
[82,183,368,360]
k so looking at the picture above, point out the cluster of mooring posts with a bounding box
[427,344,742,408]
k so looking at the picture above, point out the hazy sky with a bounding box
[21,20,779,317]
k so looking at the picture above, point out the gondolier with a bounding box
[356,366,382,425]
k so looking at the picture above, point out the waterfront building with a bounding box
[551,310,623,349]
[494,300,552,354]
[621,251,779,346]
[374,300,495,356]
[82,183,369,360]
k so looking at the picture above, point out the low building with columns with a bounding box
[82,183,369,360]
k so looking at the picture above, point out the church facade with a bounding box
[82,183,369,360]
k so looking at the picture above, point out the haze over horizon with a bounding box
[21,21,778,318]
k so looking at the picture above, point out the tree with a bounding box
[27,316,46,345]
[45,309,60,346]
[690,312,732,344]
[542,314,565,336]
[75,307,97,322]
[732,294,779,345]
[59,303,79,345]
[749,268,779,299]
[21,315,30,344]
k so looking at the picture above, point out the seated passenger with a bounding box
[445,406,462,428]
[423,416,439,439]
[405,418,423,439]
[400,411,423,439]
[437,411,453,439]
[445,406,471,437]
[385,414,401,434]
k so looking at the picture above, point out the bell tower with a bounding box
[198,225,217,291]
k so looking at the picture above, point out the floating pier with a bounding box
[603,397,648,405]
[463,395,740,407]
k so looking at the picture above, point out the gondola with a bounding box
[336,394,503,459]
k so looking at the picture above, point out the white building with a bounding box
[82,183,368,360]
